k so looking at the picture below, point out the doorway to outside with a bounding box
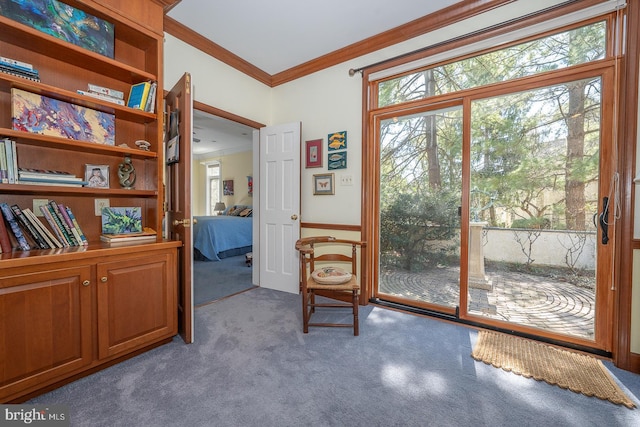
[367,18,617,353]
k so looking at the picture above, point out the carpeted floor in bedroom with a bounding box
[193,254,255,306]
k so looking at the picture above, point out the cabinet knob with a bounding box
[82,280,90,287]
[101,277,108,283]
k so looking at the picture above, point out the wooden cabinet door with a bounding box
[0,266,92,402]
[96,252,177,359]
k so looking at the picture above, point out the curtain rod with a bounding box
[348,0,588,77]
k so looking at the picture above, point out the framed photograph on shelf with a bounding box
[313,173,334,195]
[85,164,109,188]
[305,139,323,168]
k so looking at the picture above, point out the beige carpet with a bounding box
[471,330,635,409]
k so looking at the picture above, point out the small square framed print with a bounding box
[305,139,322,168]
[328,151,347,170]
[85,164,109,188]
[313,173,334,195]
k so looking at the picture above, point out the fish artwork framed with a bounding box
[327,131,347,151]
[328,151,347,170]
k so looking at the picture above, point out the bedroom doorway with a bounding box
[191,106,263,305]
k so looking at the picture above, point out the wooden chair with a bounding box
[295,236,366,336]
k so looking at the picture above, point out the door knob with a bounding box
[291,214,298,220]
[173,218,191,227]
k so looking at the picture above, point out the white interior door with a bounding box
[259,122,301,293]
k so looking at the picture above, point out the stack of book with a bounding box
[100,227,157,246]
[77,83,125,106]
[17,168,88,187]
[127,80,157,112]
[0,201,87,253]
[0,55,40,82]
[0,138,18,184]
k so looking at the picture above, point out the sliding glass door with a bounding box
[377,104,462,313]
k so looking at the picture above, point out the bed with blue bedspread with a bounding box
[193,215,252,261]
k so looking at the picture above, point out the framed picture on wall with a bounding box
[223,179,234,195]
[313,173,334,195]
[305,139,322,168]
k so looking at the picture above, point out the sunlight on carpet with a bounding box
[471,330,635,409]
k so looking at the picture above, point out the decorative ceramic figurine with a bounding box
[118,155,136,189]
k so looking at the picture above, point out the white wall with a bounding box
[164,34,272,126]
[269,0,569,225]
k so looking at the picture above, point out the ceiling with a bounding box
[192,111,254,156]
[166,0,463,156]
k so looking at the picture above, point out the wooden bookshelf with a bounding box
[0,0,180,403]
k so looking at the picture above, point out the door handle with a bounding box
[173,218,191,227]
[598,196,609,245]
[291,214,298,220]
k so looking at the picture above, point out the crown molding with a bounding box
[163,0,519,87]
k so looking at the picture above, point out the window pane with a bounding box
[378,21,606,107]
[378,106,463,308]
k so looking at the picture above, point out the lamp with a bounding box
[214,202,226,215]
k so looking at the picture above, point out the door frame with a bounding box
[363,64,618,354]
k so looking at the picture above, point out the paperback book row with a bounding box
[78,81,156,112]
[0,138,88,186]
[0,54,155,113]
[0,55,40,82]
[0,201,87,253]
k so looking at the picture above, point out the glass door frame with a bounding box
[366,64,617,352]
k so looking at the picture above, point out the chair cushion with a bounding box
[311,266,352,285]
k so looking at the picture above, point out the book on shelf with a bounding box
[101,227,157,244]
[0,140,6,183]
[10,204,49,249]
[77,89,125,106]
[0,209,12,253]
[0,203,31,251]
[127,81,152,110]
[47,201,78,246]
[17,177,88,186]
[22,208,62,249]
[18,168,82,180]
[0,56,40,82]
[88,83,124,100]
[144,81,157,113]
[0,55,33,71]
[58,203,87,246]
[0,138,17,184]
[40,205,69,248]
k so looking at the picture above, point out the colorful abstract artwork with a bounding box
[11,88,115,145]
[0,0,115,57]
[101,207,142,234]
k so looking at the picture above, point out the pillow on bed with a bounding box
[228,205,246,216]
[239,208,252,217]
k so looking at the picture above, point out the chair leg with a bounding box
[353,290,359,336]
[302,289,309,333]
